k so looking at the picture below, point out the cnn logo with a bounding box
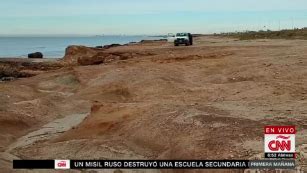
[268,135,291,151]
[55,160,70,169]
[264,126,295,153]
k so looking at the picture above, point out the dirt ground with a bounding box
[0,36,306,172]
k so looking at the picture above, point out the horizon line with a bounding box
[0,27,305,37]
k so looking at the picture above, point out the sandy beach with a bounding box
[0,36,307,172]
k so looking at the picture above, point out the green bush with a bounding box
[220,28,307,40]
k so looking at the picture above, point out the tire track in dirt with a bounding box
[4,112,89,157]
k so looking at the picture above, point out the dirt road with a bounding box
[0,36,306,172]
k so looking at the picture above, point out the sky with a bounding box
[1,0,307,35]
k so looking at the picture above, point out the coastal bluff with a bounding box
[62,44,155,66]
[63,45,129,66]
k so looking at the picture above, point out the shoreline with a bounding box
[0,38,167,61]
[0,36,166,59]
[0,39,167,81]
[0,57,61,62]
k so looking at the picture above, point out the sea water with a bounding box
[0,36,162,58]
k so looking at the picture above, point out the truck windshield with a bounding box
[176,33,187,36]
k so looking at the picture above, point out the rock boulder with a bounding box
[28,52,43,59]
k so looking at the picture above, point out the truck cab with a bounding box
[174,33,193,46]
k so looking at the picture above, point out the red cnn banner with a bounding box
[264,126,296,155]
[265,126,296,134]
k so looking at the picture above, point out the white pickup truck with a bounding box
[174,33,193,46]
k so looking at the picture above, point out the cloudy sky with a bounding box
[1,0,307,35]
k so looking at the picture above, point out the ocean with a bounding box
[0,36,162,58]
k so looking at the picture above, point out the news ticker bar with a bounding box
[13,160,296,169]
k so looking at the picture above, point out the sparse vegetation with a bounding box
[220,28,307,40]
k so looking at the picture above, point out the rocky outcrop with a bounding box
[76,52,137,66]
[28,52,43,59]
[95,44,121,49]
[103,44,121,49]
[0,63,34,81]
[140,39,167,43]
[63,46,99,65]
[63,46,129,66]
[77,52,111,66]
[0,59,63,81]
[63,45,156,66]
